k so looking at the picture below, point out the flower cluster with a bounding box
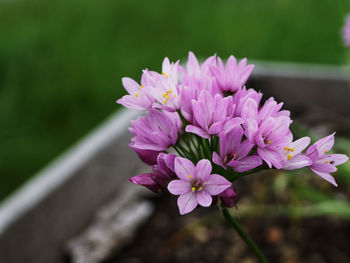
[117,52,348,215]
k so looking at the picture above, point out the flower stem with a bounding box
[221,204,268,263]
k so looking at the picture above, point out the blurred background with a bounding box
[0,0,349,202]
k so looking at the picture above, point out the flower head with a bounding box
[168,157,231,215]
[118,52,349,215]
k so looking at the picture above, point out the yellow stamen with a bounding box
[165,94,170,100]
[287,154,293,160]
[290,148,295,152]
[191,187,196,192]
[199,186,203,190]
[325,161,329,163]
[162,72,168,78]
[284,147,290,151]
[173,94,177,98]
[162,92,168,98]
[324,150,328,154]
[167,89,172,93]
[135,92,139,98]
[140,85,144,89]
[233,153,237,159]
[163,100,167,104]
[189,174,192,179]
[267,140,271,144]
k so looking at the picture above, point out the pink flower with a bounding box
[232,87,262,118]
[219,186,238,208]
[185,90,242,139]
[241,97,292,169]
[129,109,181,151]
[211,55,254,93]
[306,133,349,186]
[179,52,219,122]
[168,157,231,215]
[280,136,312,170]
[130,153,177,193]
[213,125,262,172]
[142,58,181,111]
[181,52,216,85]
[129,146,159,165]
[117,77,155,110]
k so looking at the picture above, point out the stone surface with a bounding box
[67,185,154,263]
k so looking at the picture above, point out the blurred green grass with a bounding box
[0,0,349,201]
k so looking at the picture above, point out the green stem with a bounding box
[172,145,186,157]
[221,205,268,263]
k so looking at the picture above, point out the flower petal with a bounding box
[185,125,210,139]
[129,173,161,193]
[175,157,196,181]
[290,137,311,155]
[168,180,191,195]
[232,155,262,172]
[177,192,198,215]
[311,162,337,173]
[257,148,283,169]
[196,190,212,207]
[212,152,226,169]
[195,159,212,181]
[205,174,231,195]
[282,155,312,170]
[323,154,349,166]
[122,77,140,94]
[310,168,338,187]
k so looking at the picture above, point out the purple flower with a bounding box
[129,109,181,151]
[219,186,238,208]
[181,52,216,84]
[185,90,242,139]
[179,52,220,122]
[343,15,350,47]
[241,97,292,169]
[280,136,312,170]
[213,125,262,172]
[211,55,254,93]
[306,133,349,186]
[232,87,262,118]
[254,116,291,169]
[116,77,155,110]
[129,146,159,165]
[142,58,181,111]
[130,153,177,192]
[168,157,231,215]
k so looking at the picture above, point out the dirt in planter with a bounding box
[104,192,350,263]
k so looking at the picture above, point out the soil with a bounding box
[104,186,350,263]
